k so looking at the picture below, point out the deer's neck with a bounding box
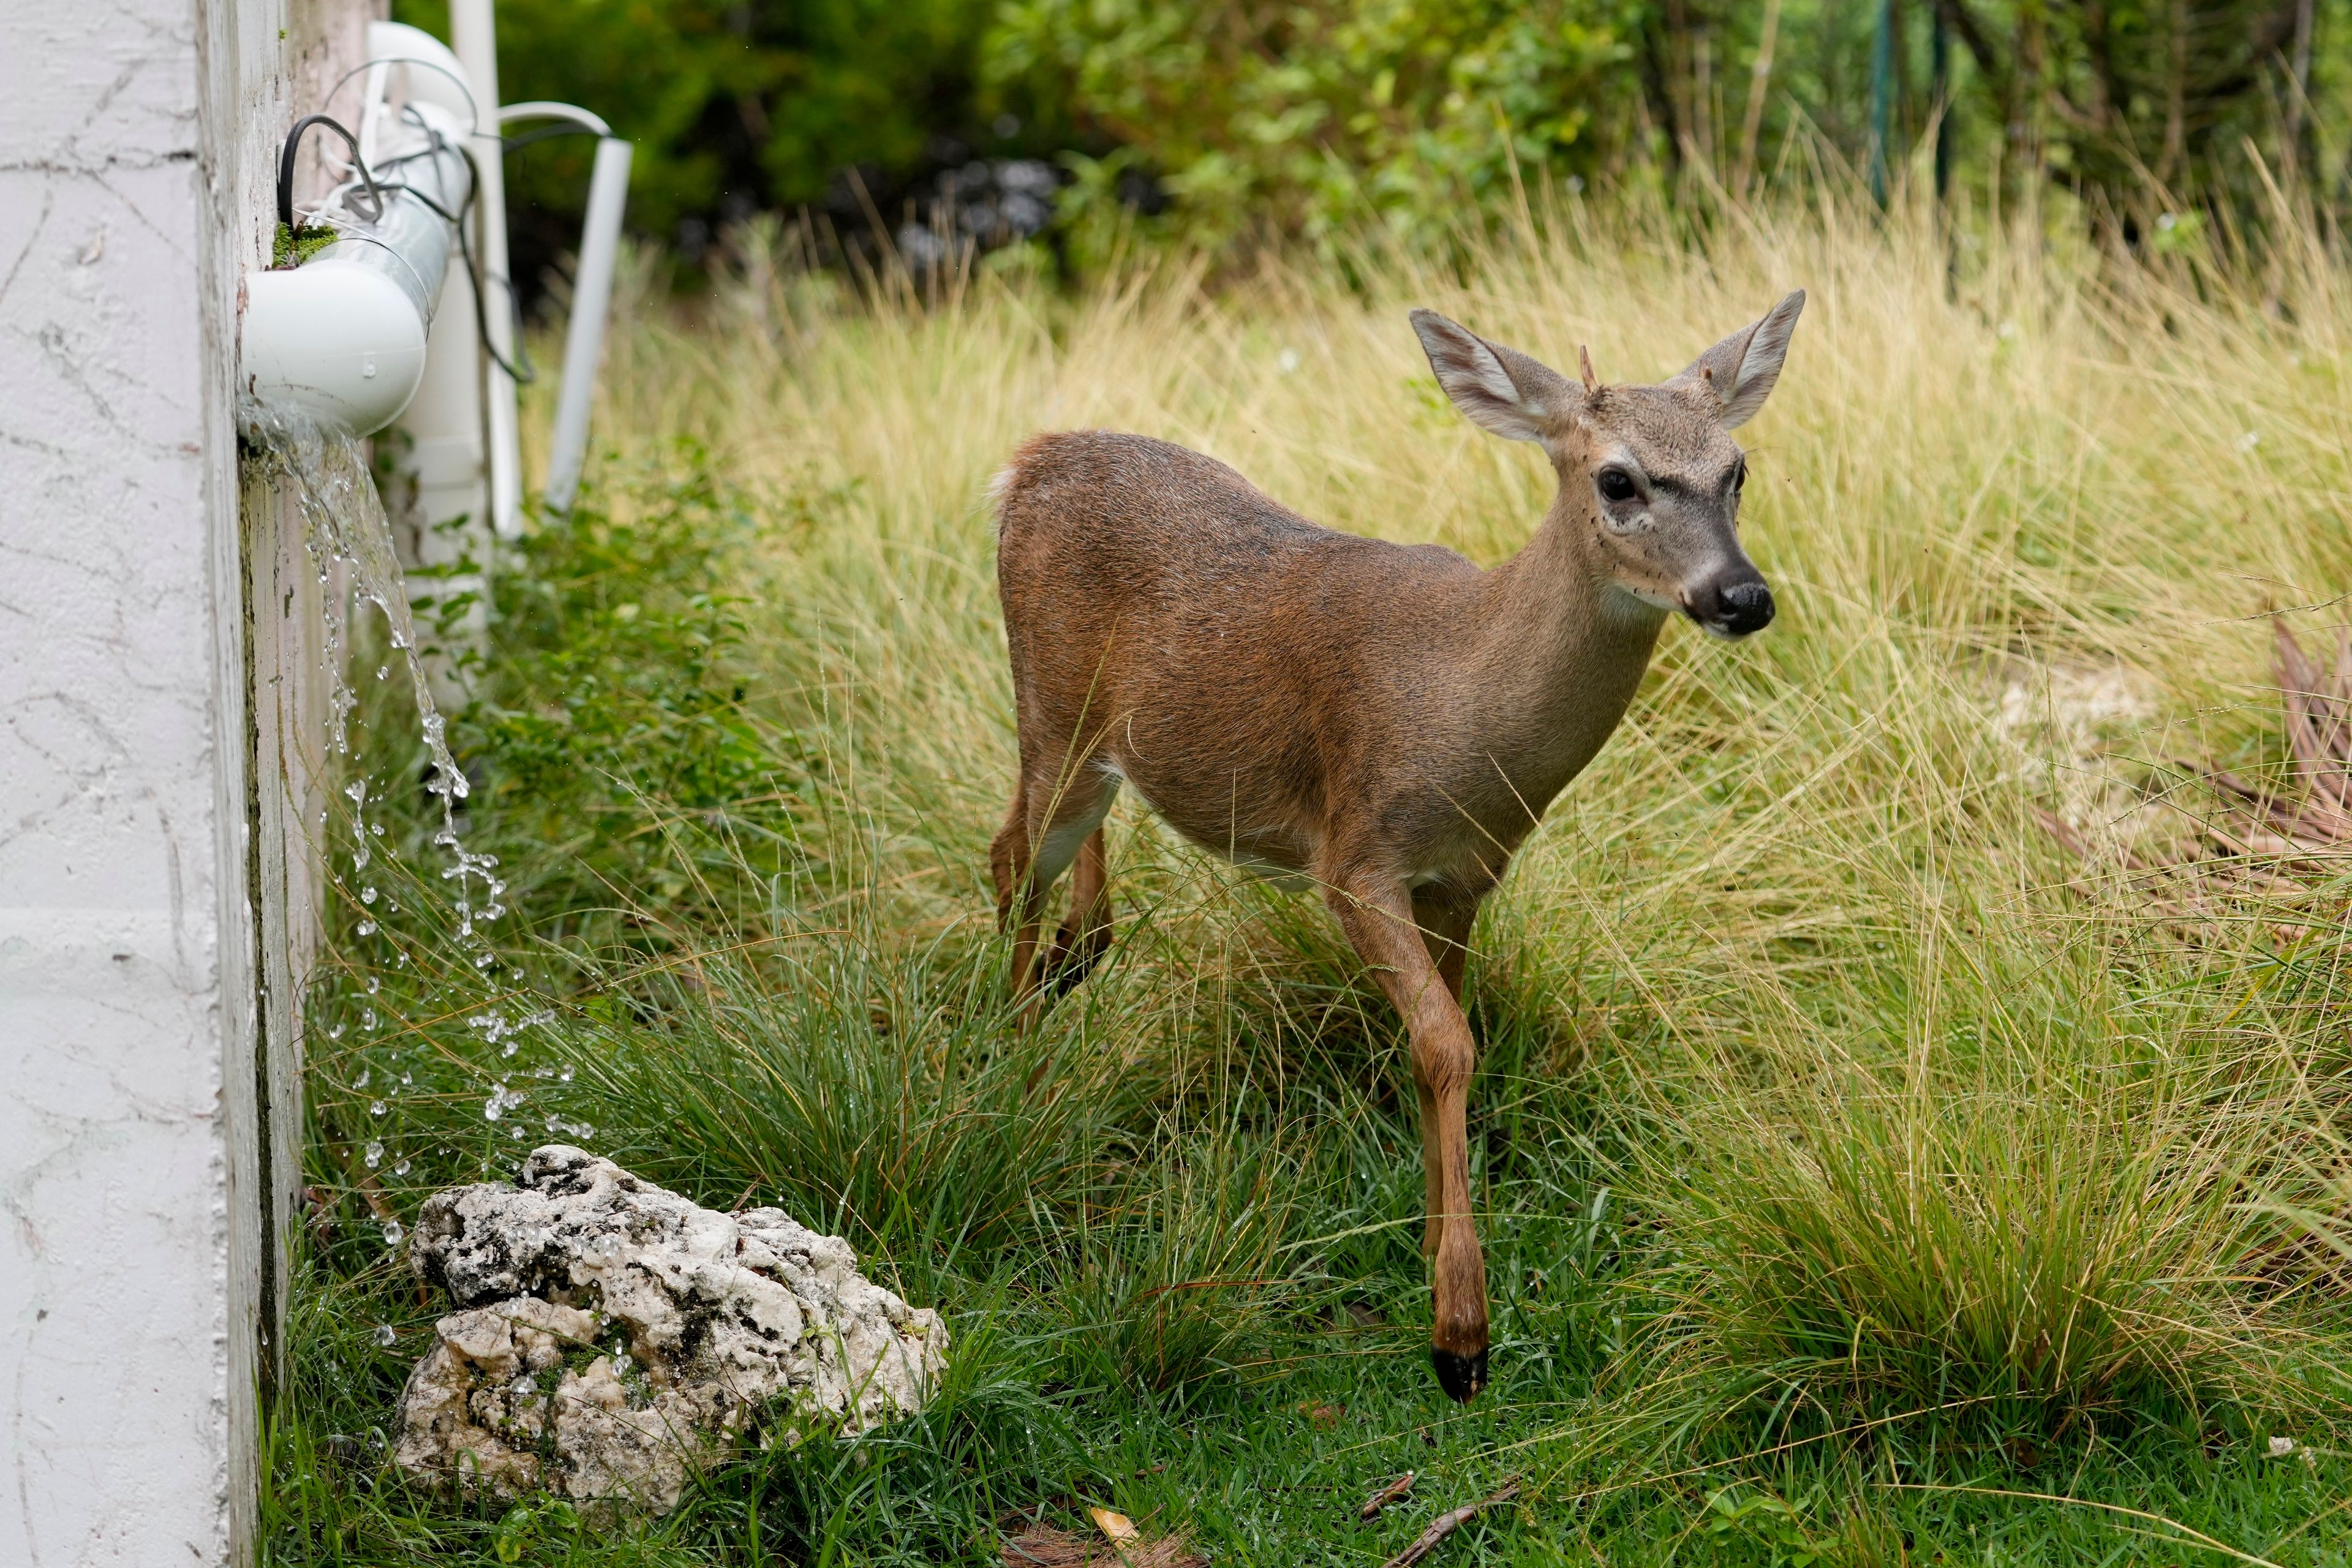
[1466,496,1667,806]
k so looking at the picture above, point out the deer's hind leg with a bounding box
[1044,825,1114,997]
[992,761,1117,1019]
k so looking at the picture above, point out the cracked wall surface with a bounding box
[1,0,367,1560]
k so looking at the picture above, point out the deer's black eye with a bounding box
[1597,469,1638,502]
[1732,459,1747,492]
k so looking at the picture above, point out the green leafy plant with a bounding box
[1701,1487,1828,1568]
[451,448,817,946]
[491,1498,582,1563]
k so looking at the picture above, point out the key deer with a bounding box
[989,291,1806,1400]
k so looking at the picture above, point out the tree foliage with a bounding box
[1936,0,2332,215]
[996,0,2352,249]
[395,0,2352,270]
[987,0,1645,249]
[394,0,1022,279]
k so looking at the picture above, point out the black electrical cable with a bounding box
[451,161,537,385]
[340,123,535,384]
[392,125,536,384]
[279,101,545,382]
[277,114,383,230]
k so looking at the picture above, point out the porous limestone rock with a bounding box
[391,1145,947,1512]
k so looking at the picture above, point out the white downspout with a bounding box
[545,134,630,513]
[450,0,522,540]
[500,102,631,514]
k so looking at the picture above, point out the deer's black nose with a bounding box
[1714,579,1774,637]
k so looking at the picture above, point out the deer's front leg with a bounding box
[1325,873,1490,1403]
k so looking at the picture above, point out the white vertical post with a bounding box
[449,0,522,539]
[372,27,495,696]
[543,135,631,514]
[390,229,495,700]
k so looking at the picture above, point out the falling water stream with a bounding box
[242,402,505,932]
[241,403,571,1211]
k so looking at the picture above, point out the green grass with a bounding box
[267,191,2352,1565]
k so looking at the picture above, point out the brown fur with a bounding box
[988,295,1804,1400]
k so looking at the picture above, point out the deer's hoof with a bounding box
[1430,1345,1488,1403]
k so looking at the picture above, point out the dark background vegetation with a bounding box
[392,0,2352,292]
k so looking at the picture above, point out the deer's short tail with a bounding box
[987,434,1061,540]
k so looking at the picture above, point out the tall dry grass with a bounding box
[520,190,2352,1431]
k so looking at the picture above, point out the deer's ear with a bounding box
[1409,309,1569,443]
[1673,288,1805,429]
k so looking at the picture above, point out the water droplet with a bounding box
[364,1140,383,1168]
[559,1066,573,1083]
[393,1158,411,1177]
[382,1219,404,1248]
[369,1099,386,1117]
[365,976,380,995]
[353,1068,370,1090]
[400,1071,412,1087]
[361,886,377,905]
[356,919,377,937]
[361,1009,377,1030]
[375,665,390,681]
[373,1323,398,1348]
[369,823,384,837]
[328,1023,345,1040]
[501,1041,519,1058]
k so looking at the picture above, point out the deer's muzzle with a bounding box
[1689,576,1775,639]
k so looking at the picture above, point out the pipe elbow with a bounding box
[242,260,429,436]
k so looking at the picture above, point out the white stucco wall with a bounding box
[1,0,363,1559]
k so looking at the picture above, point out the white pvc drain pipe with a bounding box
[239,15,630,515]
[499,102,632,514]
[241,99,472,436]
